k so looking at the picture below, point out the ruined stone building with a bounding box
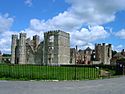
[11,30,112,65]
[70,43,112,65]
[70,48,76,64]
[95,43,112,65]
[84,47,93,64]
[11,30,70,65]
[44,31,70,65]
[70,47,94,64]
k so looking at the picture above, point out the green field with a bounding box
[0,64,115,80]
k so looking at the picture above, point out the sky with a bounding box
[0,0,125,54]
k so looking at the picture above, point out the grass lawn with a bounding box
[0,64,115,80]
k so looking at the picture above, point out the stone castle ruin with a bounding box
[70,44,112,65]
[11,30,112,65]
[11,30,70,65]
[95,43,112,65]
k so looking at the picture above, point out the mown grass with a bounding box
[0,64,115,80]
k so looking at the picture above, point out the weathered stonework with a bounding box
[44,30,70,65]
[18,33,26,64]
[11,31,112,65]
[11,35,18,64]
[11,30,70,65]
[70,48,76,64]
[70,44,112,65]
[95,43,112,65]
[70,47,93,64]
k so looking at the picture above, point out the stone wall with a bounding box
[95,43,112,65]
[70,48,76,64]
[35,41,44,65]
[18,33,26,64]
[58,31,70,64]
[11,31,112,65]
[11,35,18,64]
[11,30,70,65]
[43,30,70,65]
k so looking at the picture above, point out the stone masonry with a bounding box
[18,33,26,64]
[11,31,112,65]
[70,44,112,65]
[44,30,70,65]
[11,30,70,65]
[95,43,112,65]
[11,35,18,64]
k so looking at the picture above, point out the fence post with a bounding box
[74,45,77,80]
[123,65,125,75]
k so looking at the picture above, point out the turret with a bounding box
[11,34,18,64]
[18,33,26,64]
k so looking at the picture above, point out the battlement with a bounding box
[45,30,68,34]
[95,43,111,47]
[102,43,105,46]
[19,33,26,38]
[44,30,70,38]
[47,30,62,33]
[12,34,18,39]
[45,30,59,35]
[108,44,112,47]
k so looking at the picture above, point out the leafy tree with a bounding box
[2,54,11,57]
[117,58,125,62]
[112,50,117,57]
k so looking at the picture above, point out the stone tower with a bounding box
[95,43,112,65]
[11,34,18,64]
[33,35,40,50]
[18,33,26,64]
[44,30,70,65]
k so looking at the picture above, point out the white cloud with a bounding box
[24,0,32,7]
[82,43,95,50]
[21,0,125,33]
[0,13,13,33]
[24,19,109,49]
[29,0,125,33]
[25,0,125,50]
[20,28,44,41]
[29,19,48,32]
[116,45,123,49]
[0,13,15,53]
[65,0,125,25]
[112,44,124,52]
[0,31,17,54]
[2,0,125,53]
[70,25,109,47]
[115,29,125,39]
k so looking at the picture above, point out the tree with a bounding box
[112,50,117,57]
